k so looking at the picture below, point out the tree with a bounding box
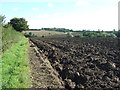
[0,15,6,25]
[9,18,29,32]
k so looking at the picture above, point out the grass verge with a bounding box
[2,38,31,88]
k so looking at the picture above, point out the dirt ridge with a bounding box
[29,40,64,88]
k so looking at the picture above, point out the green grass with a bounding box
[0,17,2,89]
[2,38,31,88]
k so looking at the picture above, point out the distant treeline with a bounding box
[29,28,119,32]
[72,30,120,38]
[28,28,120,38]
[29,28,73,32]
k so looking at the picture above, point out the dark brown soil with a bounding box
[30,37,120,89]
[29,41,64,88]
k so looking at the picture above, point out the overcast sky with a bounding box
[0,0,119,30]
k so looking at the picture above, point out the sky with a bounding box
[0,0,119,31]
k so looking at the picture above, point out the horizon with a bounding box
[27,28,117,31]
[0,0,119,31]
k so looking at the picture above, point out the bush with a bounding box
[114,30,120,37]
[105,33,117,37]
[74,34,83,38]
[67,32,73,37]
[83,32,97,37]
[97,33,106,37]
[83,31,117,38]
[42,35,45,38]
[24,32,37,37]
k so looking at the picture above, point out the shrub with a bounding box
[24,32,37,37]
[105,33,117,37]
[42,35,45,38]
[114,30,120,37]
[83,32,97,37]
[67,32,73,37]
[74,34,83,38]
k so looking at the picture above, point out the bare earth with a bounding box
[29,41,64,88]
[29,37,120,89]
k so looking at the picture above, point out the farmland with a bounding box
[30,37,120,89]
[22,30,66,37]
[1,15,120,89]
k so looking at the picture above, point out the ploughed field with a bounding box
[30,37,120,89]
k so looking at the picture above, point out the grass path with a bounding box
[2,38,31,88]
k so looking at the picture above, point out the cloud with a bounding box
[12,8,19,11]
[35,14,49,18]
[27,6,117,30]
[48,3,53,7]
[32,8,39,11]
[0,0,76,2]
[0,0,39,2]
[1,0,119,3]
[76,1,91,7]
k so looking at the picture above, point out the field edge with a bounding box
[2,37,31,88]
